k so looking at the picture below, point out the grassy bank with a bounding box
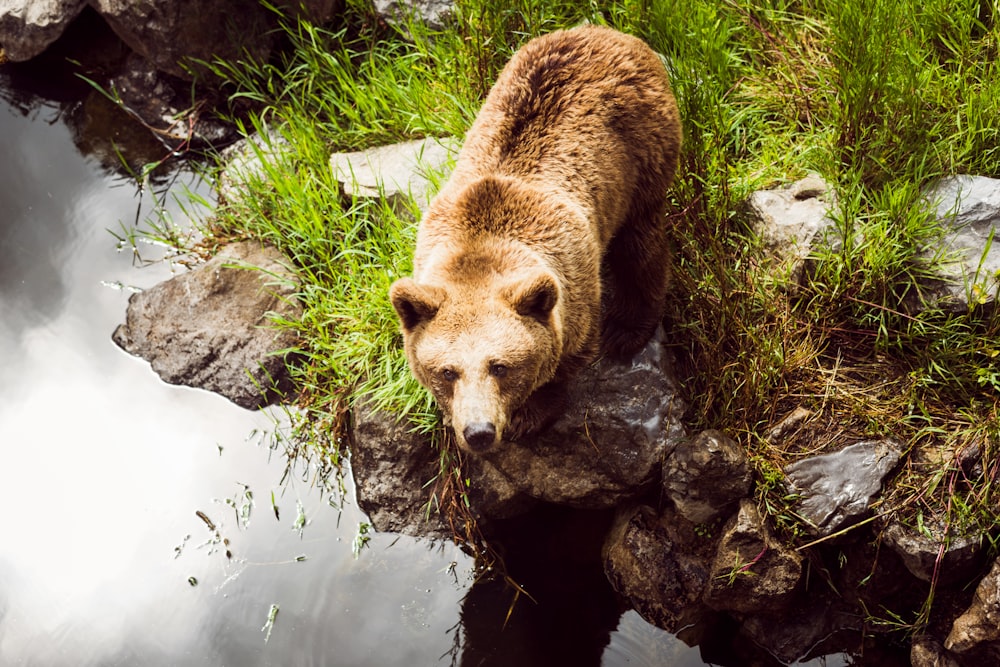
[148,0,1000,625]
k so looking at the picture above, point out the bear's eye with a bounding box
[489,363,508,379]
[441,368,459,382]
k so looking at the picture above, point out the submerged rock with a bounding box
[112,241,300,409]
[663,429,751,524]
[919,175,1000,311]
[784,439,902,537]
[703,499,803,614]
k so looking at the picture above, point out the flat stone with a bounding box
[329,137,459,215]
[784,440,901,536]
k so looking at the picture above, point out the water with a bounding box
[0,32,707,667]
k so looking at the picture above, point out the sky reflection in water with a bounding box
[0,94,472,666]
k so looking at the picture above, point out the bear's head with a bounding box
[390,269,563,453]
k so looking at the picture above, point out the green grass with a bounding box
[130,0,1000,607]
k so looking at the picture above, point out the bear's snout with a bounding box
[463,422,498,451]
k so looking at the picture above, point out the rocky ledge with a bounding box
[112,135,1000,664]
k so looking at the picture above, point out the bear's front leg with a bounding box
[504,381,569,443]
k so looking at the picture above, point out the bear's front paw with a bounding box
[505,383,567,442]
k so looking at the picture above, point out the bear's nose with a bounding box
[463,422,497,451]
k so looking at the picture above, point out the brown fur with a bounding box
[390,25,682,453]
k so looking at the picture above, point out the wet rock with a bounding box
[882,518,987,586]
[0,0,86,61]
[108,53,236,149]
[919,175,1000,312]
[784,439,902,537]
[745,175,839,282]
[740,598,861,665]
[91,0,338,80]
[703,499,803,614]
[329,137,459,215]
[913,634,962,667]
[350,327,686,528]
[349,400,452,537]
[112,241,300,409]
[602,504,711,632]
[373,0,454,32]
[662,429,751,524]
[945,557,1000,658]
[477,327,687,508]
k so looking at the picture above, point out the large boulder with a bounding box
[0,0,86,61]
[113,241,301,409]
[473,327,687,509]
[349,327,687,534]
[2,0,338,78]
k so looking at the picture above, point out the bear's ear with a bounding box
[390,278,445,331]
[503,271,559,322]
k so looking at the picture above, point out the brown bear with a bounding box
[389,24,681,453]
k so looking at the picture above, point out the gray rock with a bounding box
[348,328,685,535]
[883,517,987,585]
[663,429,751,524]
[477,327,687,508]
[348,400,453,537]
[946,557,1000,657]
[920,175,1000,311]
[746,175,839,282]
[0,0,86,61]
[329,137,459,215]
[112,241,300,409]
[372,0,454,33]
[784,439,902,536]
[218,131,293,204]
[602,504,711,632]
[703,499,803,614]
